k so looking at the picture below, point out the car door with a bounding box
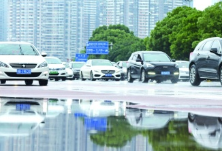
[196,40,213,78]
[206,40,221,79]
[82,60,91,78]
[130,54,140,78]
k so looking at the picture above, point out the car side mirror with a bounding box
[210,48,218,54]
[172,59,176,62]
[41,52,47,57]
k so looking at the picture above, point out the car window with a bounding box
[143,53,171,62]
[45,58,62,64]
[194,41,205,51]
[176,62,189,68]
[92,60,113,66]
[132,54,138,61]
[72,63,84,68]
[0,44,39,55]
[122,62,127,67]
[201,41,213,51]
[211,40,221,52]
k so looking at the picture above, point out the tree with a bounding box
[147,6,202,60]
[88,24,145,61]
[197,2,222,40]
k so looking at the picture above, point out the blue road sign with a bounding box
[75,54,88,62]
[86,41,109,54]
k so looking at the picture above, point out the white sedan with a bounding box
[80,59,121,81]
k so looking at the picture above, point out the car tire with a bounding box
[171,78,178,84]
[90,71,96,81]
[219,66,222,86]
[62,77,66,81]
[127,70,134,83]
[25,80,33,86]
[80,72,86,81]
[1,80,6,84]
[141,69,148,83]
[39,80,48,86]
[156,79,161,83]
[190,64,201,86]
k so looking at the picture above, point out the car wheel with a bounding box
[127,70,134,83]
[190,64,201,86]
[39,80,48,86]
[80,72,86,81]
[171,78,178,84]
[62,77,66,81]
[25,80,33,86]
[156,79,161,83]
[219,66,222,86]
[90,71,96,81]
[141,69,148,83]
[1,80,6,84]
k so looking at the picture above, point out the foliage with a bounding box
[88,24,145,61]
[90,116,139,148]
[147,6,202,60]
[197,2,222,40]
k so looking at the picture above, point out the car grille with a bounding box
[101,70,115,74]
[10,63,37,69]
[154,66,176,74]
[5,72,41,77]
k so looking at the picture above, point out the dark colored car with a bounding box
[189,37,222,86]
[69,62,85,80]
[126,51,179,83]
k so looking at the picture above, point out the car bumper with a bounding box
[49,70,67,78]
[0,67,49,80]
[145,70,179,80]
[179,72,189,79]
[93,73,121,79]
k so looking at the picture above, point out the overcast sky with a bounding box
[193,0,212,10]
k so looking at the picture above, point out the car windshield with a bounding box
[122,62,127,67]
[92,60,113,66]
[143,53,171,62]
[45,58,62,64]
[0,44,39,55]
[71,63,85,68]
[176,62,189,68]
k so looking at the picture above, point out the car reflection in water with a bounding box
[46,98,66,118]
[188,113,222,150]
[126,108,174,130]
[74,100,126,133]
[0,97,47,136]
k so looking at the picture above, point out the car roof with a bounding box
[0,41,32,45]
[133,51,165,54]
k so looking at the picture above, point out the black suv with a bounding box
[189,37,222,86]
[127,51,179,83]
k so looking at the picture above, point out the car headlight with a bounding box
[94,70,99,73]
[146,63,154,68]
[38,61,48,68]
[0,61,9,68]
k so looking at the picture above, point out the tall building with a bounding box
[0,0,8,41]
[6,0,193,60]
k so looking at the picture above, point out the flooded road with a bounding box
[0,97,221,151]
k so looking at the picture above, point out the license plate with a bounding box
[17,69,31,74]
[161,71,170,75]
[16,104,30,111]
[50,71,58,74]
[105,74,112,77]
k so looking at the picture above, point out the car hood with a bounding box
[0,55,46,64]
[48,64,65,68]
[147,62,176,66]
[92,66,119,70]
